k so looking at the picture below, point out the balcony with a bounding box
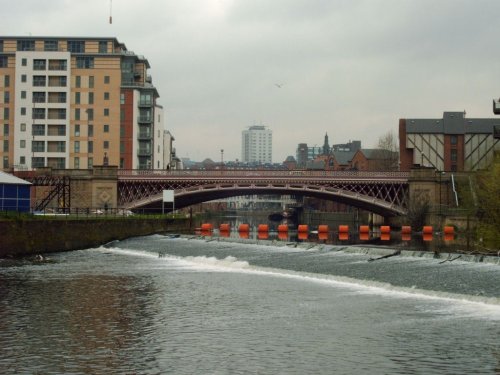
[137,116,152,123]
[138,131,152,140]
[138,148,152,156]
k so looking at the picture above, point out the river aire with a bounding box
[1,234,499,374]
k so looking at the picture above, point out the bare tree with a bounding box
[373,130,399,170]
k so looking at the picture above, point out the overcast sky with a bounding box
[2,0,500,162]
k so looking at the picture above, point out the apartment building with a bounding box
[241,125,272,164]
[0,36,165,171]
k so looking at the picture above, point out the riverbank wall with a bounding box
[0,218,190,258]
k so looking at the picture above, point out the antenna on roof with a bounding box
[109,0,113,24]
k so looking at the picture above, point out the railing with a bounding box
[118,169,411,179]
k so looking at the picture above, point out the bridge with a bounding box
[117,170,410,216]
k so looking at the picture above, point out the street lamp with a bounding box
[220,149,224,170]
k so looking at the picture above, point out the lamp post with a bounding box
[220,149,224,171]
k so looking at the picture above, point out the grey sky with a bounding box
[2,0,500,162]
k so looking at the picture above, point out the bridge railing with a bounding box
[117,169,410,179]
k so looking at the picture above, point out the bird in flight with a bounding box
[275,83,284,88]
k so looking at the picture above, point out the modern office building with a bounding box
[399,111,500,172]
[241,125,272,164]
[0,36,166,171]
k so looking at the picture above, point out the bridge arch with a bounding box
[118,171,409,217]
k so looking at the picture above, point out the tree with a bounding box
[374,130,399,170]
[475,153,500,250]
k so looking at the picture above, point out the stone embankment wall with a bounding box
[0,218,190,258]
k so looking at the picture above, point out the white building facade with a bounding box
[241,125,272,164]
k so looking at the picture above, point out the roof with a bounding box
[332,151,356,165]
[405,112,500,134]
[0,171,31,185]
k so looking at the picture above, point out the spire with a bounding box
[322,132,330,155]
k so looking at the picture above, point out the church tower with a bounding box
[322,132,330,155]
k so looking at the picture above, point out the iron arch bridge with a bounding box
[118,170,410,217]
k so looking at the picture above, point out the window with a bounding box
[75,108,80,121]
[4,92,9,103]
[3,124,8,135]
[0,56,8,68]
[76,76,81,88]
[20,156,26,165]
[451,149,457,162]
[20,107,26,116]
[48,59,67,71]
[32,141,45,152]
[104,124,109,133]
[44,40,58,51]
[3,156,9,169]
[48,92,66,104]
[48,124,66,136]
[120,125,125,137]
[3,108,9,120]
[120,93,125,104]
[32,124,45,135]
[88,157,93,168]
[3,140,8,152]
[5,75,10,87]
[20,140,25,148]
[86,109,94,121]
[17,40,35,51]
[88,141,93,153]
[104,75,110,84]
[33,92,45,103]
[33,75,46,87]
[21,91,26,99]
[104,108,109,116]
[104,141,109,149]
[88,92,94,104]
[74,141,80,153]
[67,40,85,53]
[75,92,80,104]
[32,157,44,168]
[88,125,94,137]
[120,141,125,153]
[76,56,94,69]
[74,157,80,169]
[89,76,94,88]
[99,41,107,53]
[450,135,458,145]
[0,40,3,52]
[21,58,27,66]
[21,74,27,83]
[33,59,46,70]
[48,108,66,120]
[20,123,26,132]
[75,124,80,136]
[48,76,66,87]
[47,141,65,152]
[104,92,110,100]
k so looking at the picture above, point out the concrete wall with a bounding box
[0,217,190,258]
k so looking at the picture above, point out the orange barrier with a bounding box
[444,233,454,241]
[238,224,250,232]
[318,232,328,241]
[257,224,269,232]
[359,232,369,241]
[423,233,433,242]
[380,225,391,234]
[201,230,212,237]
[298,224,309,233]
[201,223,213,231]
[298,232,308,240]
[258,232,269,240]
[219,223,230,232]
[444,226,455,235]
[423,226,433,234]
[401,233,411,241]
[278,232,288,241]
[338,232,349,241]
[338,225,349,233]
[277,224,288,232]
[318,225,329,233]
[359,225,370,233]
[381,233,390,241]
[219,230,230,237]
[401,226,411,234]
[239,231,249,239]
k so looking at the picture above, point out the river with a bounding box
[0,235,499,374]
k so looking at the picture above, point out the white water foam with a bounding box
[98,246,500,319]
